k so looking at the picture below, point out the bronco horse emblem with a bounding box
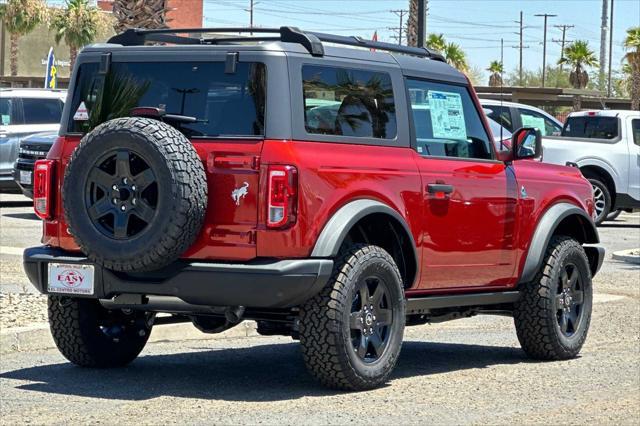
[231,182,250,206]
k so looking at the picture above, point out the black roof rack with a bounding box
[107,26,446,62]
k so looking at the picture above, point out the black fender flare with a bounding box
[519,202,600,284]
[311,199,418,265]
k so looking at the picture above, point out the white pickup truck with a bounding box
[542,110,640,225]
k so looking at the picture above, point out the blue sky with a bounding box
[201,0,639,79]
[47,0,640,80]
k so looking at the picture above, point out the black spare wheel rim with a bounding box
[555,262,585,337]
[350,275,393,362]
[63,117,207,272]
[85,149,158,240]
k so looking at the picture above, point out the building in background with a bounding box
[0,0,203,85]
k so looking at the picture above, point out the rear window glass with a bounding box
[302,65,397,139]
[562,116,619,139]
[68,61,266,137]
[22,98,63,125]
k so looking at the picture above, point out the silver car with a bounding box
[0,88,66,192]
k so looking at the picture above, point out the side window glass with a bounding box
[22,98,63,125]
[407,79,493,160]
[484,105,514,132]
[632,119,640,147]
[302,65,397,139]
[519,108,561,136]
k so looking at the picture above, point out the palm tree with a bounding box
[51,0,102,69]
[113,0,169,32]
[426,33,446,52]
[443,42,468,72]
[558,40,598,110]
[0,0,48,76]
[406,0,418,47]
[487,60,504,87]
[623,26,640,110]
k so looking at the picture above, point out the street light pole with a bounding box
[535,13,557,88]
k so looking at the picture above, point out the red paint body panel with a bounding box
[43,131,594,294]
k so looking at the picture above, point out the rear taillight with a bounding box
[33,159,55,219]
[267,165,297,229]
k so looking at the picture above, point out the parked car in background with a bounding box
[480,99,563,137]
[13,132,58,199]
[0,88,66,193]
[542,110,640,224]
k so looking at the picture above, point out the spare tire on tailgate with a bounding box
[63,117,207,272]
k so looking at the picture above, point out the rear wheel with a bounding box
[514,236,592,360]
[299,244,405,390]
[48,296,153,367]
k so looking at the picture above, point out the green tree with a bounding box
[0,0,48,76]
[51,0,103,69]
[487,60,504,87]
[442,42,468,72]
[623,26,640,110]
[425,33,446,52]
[558,40,598,110]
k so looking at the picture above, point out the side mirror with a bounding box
[512,127,542,160]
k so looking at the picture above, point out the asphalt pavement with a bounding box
[1,194,639,424]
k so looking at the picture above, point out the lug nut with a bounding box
[123,177,128,184]
[131,185,136,191]
[132,198,137,205]
[121,205,126,211]
[112,184,118,190]
[112,198,118,204]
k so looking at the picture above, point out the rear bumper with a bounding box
[23,246,334,308]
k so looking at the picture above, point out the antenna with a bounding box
[499,37,504,151]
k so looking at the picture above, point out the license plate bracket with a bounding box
[48,263,95,295]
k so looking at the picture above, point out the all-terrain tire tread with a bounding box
[514,236,591,360]
[63,117,207,272]
[299,244,405,391]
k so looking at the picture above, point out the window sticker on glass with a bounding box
[427,90,467,140]
[1,114,9,125]
[521,114,547,136]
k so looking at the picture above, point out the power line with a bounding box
[534,13,557,87]
[552,24,574,74]
[389,9,408,46]
[512,11,529,86]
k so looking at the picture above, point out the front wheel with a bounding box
[48,296,153,367]
[299,244,406,390]
[587,178,611,225]
[513,236,593,360]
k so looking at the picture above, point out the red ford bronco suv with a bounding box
[24,27,604,391]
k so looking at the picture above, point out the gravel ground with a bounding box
[0,293,47,329]
[1,199,638,424]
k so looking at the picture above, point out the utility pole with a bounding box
[553,24,574,73]
[535,13,557,87]
[599,0,609,91]
[390,9,408,45]
[512,11,529,86]
[417,0,427,48]
[246,0,256,34]
[607,0,615,97]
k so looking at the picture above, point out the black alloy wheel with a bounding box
[85,149,158,240]
[350,276,393,362]
[555,262,585,337]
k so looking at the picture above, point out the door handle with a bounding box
[427,183,454,194]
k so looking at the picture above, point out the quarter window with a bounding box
[302,65,397,139]
[632,119,640,146]
[518,108,562,136]
[407,79,493,160]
